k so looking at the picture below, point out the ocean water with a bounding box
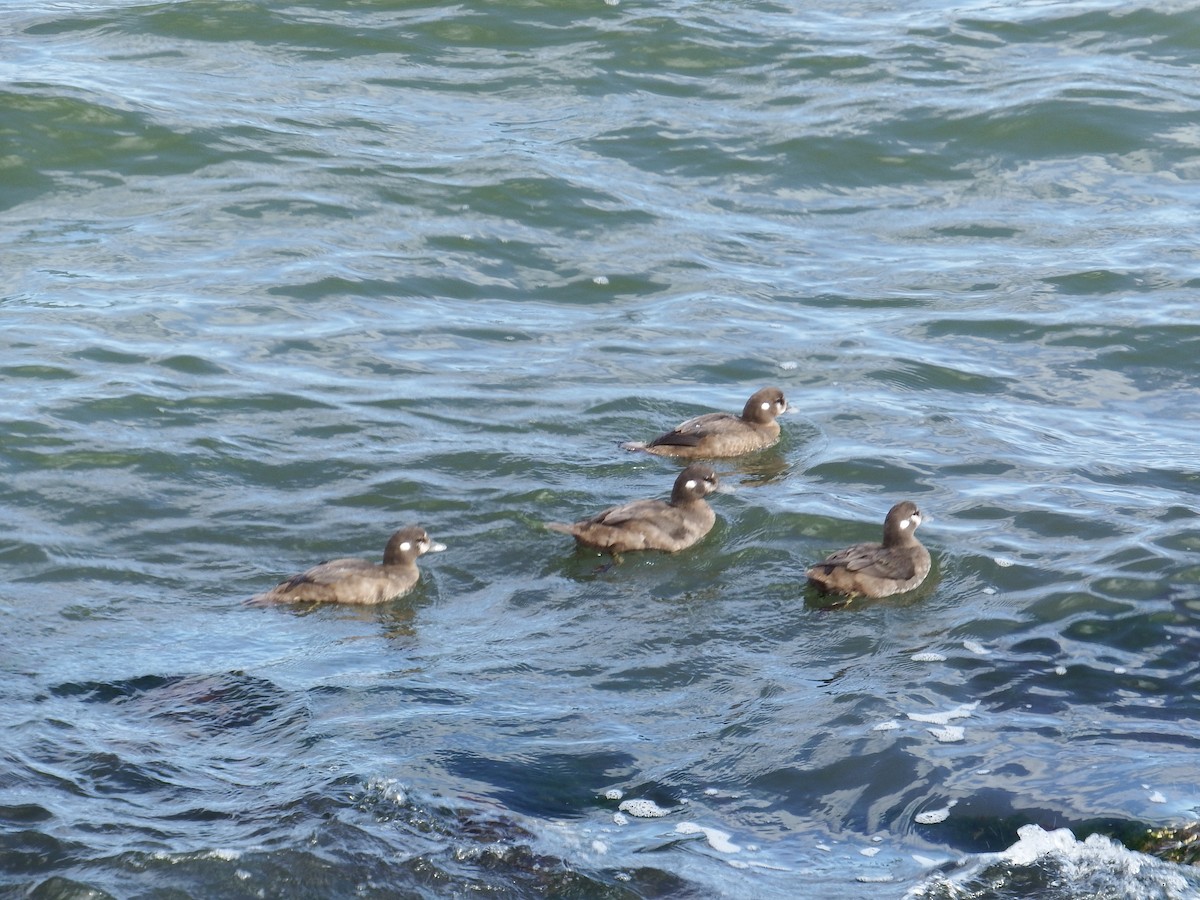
[3,1,1200,897]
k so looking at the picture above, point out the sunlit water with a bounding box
[3,1,1200,897]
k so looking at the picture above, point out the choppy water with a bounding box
[3,1,1200,897]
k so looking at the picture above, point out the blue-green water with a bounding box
[3,1,1200,897]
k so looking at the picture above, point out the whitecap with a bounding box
[1003,824,1100,866]
[909,824,1199,899]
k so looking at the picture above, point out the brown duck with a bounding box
[248,526,446,605]
[622,386,789,458]
[547,463,722,554]
[806,501,931,599]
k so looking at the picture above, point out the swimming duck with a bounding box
[622,386,788,458]
[547,463,722,553]
[248,526,446,605]
[805,501,930,599]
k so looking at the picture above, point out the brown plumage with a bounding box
[547,463,722,554]
[805,501,931,599]
[248,526,446,605]
[622,386,789,458]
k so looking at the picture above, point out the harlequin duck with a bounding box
[248,526,445,605]
[622,386,788,458]
[547,463,722,554]
[805,501,930,599]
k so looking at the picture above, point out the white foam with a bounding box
[872,720,900,731]
[592,275,610,284]
[612,812,628,826]
[618,798,669,818]
[963,640,990,655]
[994,557,1015,567]
[907,701,978,725]
[676,822,741,854]
[860,846,881,857]
[927,725,965,742]
[914,802,955,825]
[604,788,624,801]
[1148,790,1166,803]
[912,652,946,662]
[155,848,243,863]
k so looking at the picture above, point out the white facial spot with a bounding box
[685,479,697,490]
[399,541,412,552]
[761,401,771,410]
[899,518,911,530]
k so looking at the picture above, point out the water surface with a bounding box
[3,1,1200,897]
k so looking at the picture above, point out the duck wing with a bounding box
[588,498,673,528]
[288,558,373,585]
[818,543,919,581]
[647,412,737,448]
[253,558,376,602]
[550,498,711,552]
